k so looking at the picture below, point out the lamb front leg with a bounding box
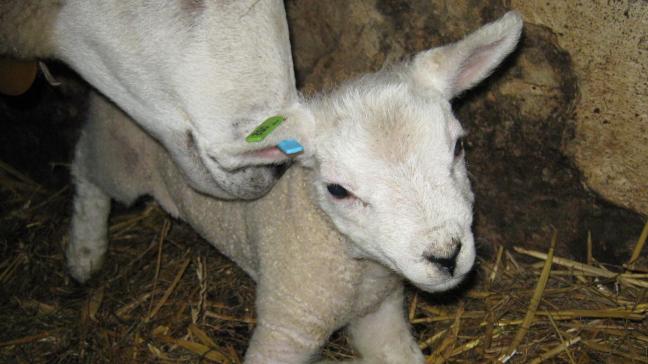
[245,281,341,364]
[340,286,424,364]
[66,172,111,283]
[245,320,324,364]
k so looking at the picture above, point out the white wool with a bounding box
[66,10,523,364]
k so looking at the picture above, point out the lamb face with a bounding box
[308,81,475,292]
[303,11,522,292]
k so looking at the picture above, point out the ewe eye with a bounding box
[326,184,350,199]
[453,137,465,158]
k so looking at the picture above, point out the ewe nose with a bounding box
[425,239,462,276]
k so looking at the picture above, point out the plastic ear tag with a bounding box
[277,139,304,156]
[246,115,285,142]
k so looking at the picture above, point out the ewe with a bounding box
[68,11,523,364]
[1,0,299,199]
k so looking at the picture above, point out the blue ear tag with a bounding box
[277,139,304,156]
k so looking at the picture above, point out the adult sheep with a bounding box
[0,0,298,199]
[68,10,523,364]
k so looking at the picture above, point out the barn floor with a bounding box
[1,157,647,363]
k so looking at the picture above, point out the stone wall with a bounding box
[510,0,648,216]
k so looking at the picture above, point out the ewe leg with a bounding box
[326,288,424,364]
[66,173,111,283]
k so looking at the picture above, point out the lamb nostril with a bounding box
[425,240,462,276]
[426,255,457,276]
[450,239,462,257]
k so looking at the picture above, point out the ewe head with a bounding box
[58,1,297,200]
[231,12,522,292]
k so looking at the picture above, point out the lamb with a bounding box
[67,11,523,364]
[0,0,299,199]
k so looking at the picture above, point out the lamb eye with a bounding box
[326,184,350,199]
[454,137,465,158]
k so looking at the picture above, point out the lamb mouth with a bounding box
[413,273,469,293]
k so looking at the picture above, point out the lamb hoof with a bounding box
[65,243,105,283]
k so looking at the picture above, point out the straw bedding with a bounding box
[1,161,646,363]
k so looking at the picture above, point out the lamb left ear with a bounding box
[212,102,315,170]
[411,11,523,99]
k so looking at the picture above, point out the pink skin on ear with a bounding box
[453,38,507,94]
[247,146,286,161]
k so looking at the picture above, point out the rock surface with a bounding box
[511,0,648,218]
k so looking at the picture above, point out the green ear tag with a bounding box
[246,115,286,142]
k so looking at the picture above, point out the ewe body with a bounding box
[68,12,523,364]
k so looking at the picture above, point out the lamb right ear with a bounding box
[411,11,523,99]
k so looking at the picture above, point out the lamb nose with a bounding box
[426,255,457,276]
[425,240,461,276]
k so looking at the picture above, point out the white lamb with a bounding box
[68,12,523,364]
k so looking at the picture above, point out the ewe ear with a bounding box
[213,102,316,170]
[411,11,523,98]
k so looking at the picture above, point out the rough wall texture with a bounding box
[511,0,648,217]
[286,0,645,259]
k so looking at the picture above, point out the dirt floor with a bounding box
[1,70,647,363]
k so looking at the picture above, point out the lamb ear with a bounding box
[213,102,316,170]
[411,11,523,98]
